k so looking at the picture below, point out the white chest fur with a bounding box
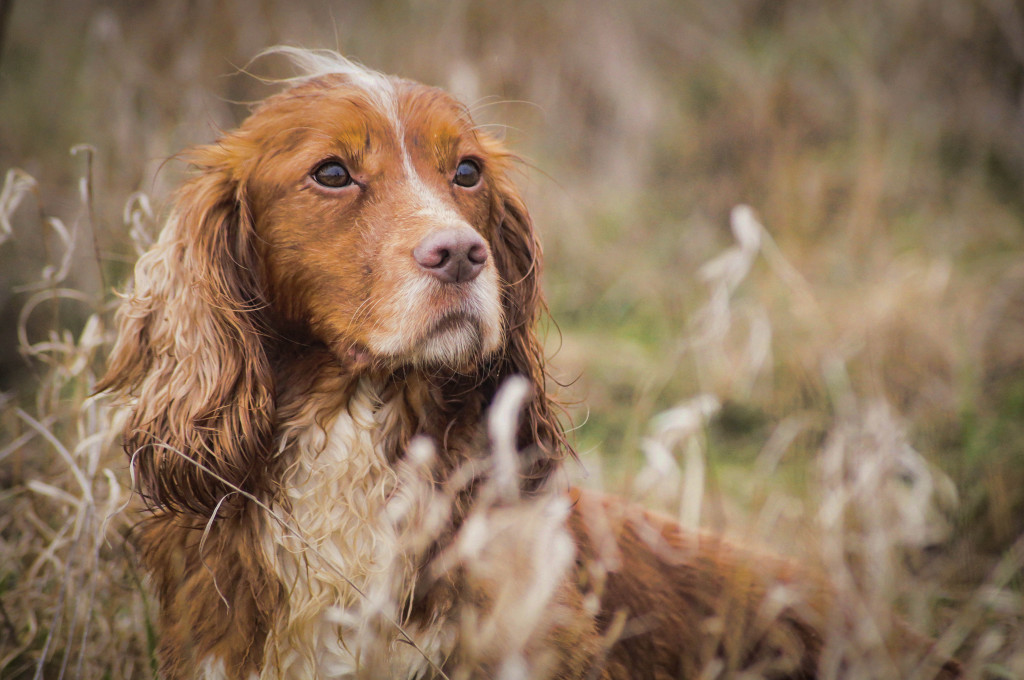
[253,380,448,679]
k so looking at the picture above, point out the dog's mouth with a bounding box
[359,269,504,368]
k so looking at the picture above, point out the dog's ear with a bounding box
[98,143,275,516]
[483,145,572,485]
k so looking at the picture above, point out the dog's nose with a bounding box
[413,228,488,283]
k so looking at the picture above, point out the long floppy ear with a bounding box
[98,146,274,517]
[485,153,573,486]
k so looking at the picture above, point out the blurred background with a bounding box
[3,0,1024,676]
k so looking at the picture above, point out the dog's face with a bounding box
[236,74,505,369]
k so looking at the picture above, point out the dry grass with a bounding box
[0,162,152,677]
[3,0,1024,677]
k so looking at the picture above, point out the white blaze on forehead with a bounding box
[267,46,463,224]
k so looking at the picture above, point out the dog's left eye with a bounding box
[312,161,352,188]
[453,159,481,188]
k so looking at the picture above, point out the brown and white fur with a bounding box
[100,48,959,680]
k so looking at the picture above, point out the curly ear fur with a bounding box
[484,150,572,484]
[98,147,275,516]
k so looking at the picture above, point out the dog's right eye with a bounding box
[311,161,352,188]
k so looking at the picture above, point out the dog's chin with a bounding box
[405,313,495,369]
[345,313,500,373]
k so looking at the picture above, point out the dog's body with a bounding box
[101,49,959,679]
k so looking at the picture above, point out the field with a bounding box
[2,0,1024,677]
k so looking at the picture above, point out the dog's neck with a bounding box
[270,345,492,469]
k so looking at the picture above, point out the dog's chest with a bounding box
[252,384,449,679]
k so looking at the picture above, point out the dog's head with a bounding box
[226,63,519,369]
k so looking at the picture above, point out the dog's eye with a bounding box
[453,159,481,188]
[312,161,352,188]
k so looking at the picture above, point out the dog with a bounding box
[100,48,960,679]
